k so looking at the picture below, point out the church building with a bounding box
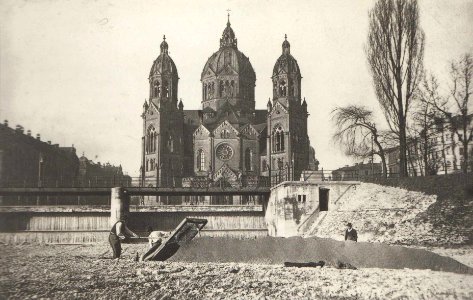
[140,16,316,189]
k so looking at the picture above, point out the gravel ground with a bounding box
[1,244,473,299]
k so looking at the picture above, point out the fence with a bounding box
[0,173,288,189]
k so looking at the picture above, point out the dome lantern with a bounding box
[220,13,238,49]
[160,35,169,54]
[282,34,290,54]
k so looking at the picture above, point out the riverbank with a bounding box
[1,244,472,299]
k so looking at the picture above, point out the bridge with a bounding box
[0,186,271,197]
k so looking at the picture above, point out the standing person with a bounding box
[344,222,358,242]
[109,215,139,259]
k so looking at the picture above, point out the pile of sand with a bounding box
[169,236,473,275]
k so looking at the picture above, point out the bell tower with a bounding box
[141,36,185,191]
[267,35,309,181]
[271,35,302,107]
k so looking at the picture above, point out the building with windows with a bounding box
[140,17,315,189]
[78,155,131,187]
[0,120,79,188]
[385,114,473,177]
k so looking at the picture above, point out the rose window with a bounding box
[216,144,234,161]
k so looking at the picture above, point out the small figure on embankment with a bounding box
[109,215,139,259]
[345,222,358,242]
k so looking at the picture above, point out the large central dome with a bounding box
[200,17,256,113]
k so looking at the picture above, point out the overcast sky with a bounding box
[1,0,472,176]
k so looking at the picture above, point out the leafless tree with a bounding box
[366,0,425,177]
[428,53,473,173]
[412,74,446,175]
[332,105,387,177]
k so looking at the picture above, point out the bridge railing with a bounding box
[0,175,274,189]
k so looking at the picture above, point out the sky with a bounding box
[1,0,472,176]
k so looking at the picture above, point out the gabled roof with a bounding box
[239,123,260,138]
[193,124,211,137]
[213,163,238,182]
[214,120,239,135]
[269,101,289,116]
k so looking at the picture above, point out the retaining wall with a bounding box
[0,205,268,244]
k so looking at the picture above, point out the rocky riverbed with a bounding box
[1,244,472,299]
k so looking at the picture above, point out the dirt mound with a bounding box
[169,236,473,275]
[304,183,469,246]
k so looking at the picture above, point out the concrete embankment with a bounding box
[0,205,267,244]
[169,236,473,275]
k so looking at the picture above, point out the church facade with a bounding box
[140,18,315,188]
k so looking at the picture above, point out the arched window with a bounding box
[262,159,267,172]
[163,80,169,98]
[147,126,156,153]
[204,83,207,100]
[154,81,161,97]
[219,81,224,97]
[273,126,285,152]
[279,80,287,97]
[245,148,254,171]
[224,81,230,97]
[197,149,205,171]
[207,83,212,99]
[289,78,294,96]
[146,159,149,171]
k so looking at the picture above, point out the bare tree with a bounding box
[413,74,445,175]
[366,0,425,177]
[332,105,387,177]
[428,53,473,173]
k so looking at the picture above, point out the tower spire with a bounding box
[160,34,168,54]
[220,10,237,48]
[282,34,290,54]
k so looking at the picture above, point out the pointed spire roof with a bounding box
[220,13,237,48]
[267,98,272,110]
